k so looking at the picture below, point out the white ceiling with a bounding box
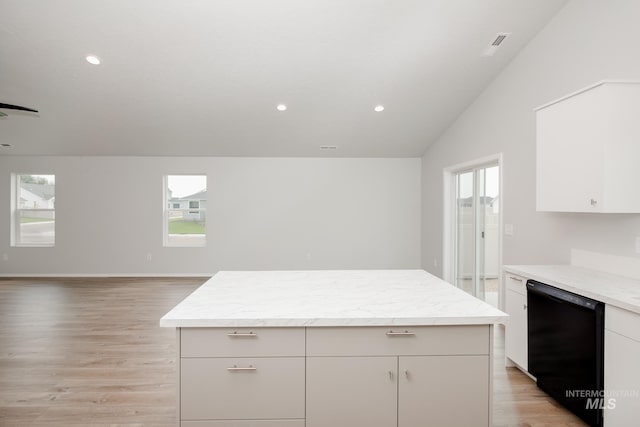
[0,0,567,157]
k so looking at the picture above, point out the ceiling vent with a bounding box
[483,33,511,56]
[320,146,338,150]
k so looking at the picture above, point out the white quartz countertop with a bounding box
[504,265,640,314]
[160,270,507,327]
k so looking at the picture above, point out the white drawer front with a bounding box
[181,357,305,420]
[181,327,305,357]
[606,305,640,342]
[182,420,305,427]
[306,325,489,356]
[505,273,527,295]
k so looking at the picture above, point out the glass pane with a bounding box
[166,175,206,246]
[481,166,500,307]
[19,174,55,209]
[455,171,474,295]
[476,169,487,302]
[17,210,55,246]
[17,174,55,246]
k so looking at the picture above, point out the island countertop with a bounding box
[160,270,507,327]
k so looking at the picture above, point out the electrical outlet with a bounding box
[2,253,7,262]
[146,253,152,261]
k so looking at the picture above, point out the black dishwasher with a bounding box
[527,280,604,427]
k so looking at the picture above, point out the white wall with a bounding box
[0,156,421,275]
[421,0,640,276]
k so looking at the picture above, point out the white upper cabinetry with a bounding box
[536,81,640,213]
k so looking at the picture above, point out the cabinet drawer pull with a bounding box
[227,332,257,337]
[227,365,257,372]
[509,276,523,282]
[386,330,416,336]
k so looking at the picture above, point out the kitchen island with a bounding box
[161,270,507,427]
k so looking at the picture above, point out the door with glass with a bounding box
[454,165,499,307]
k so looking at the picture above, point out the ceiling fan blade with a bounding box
[0,103,39,113]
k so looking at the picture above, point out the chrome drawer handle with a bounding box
[227,332,257,337]
[386,330,416,336]
[509,276,523,282]
[227,365,257,372]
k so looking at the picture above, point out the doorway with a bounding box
[444,156,502,308]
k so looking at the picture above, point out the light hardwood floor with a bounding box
[0,277,586,427]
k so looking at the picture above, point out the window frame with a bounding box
[163,174,207,247]
[11,173,56,247]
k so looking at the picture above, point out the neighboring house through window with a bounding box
[11,174,55,246]
[164,175,206,247]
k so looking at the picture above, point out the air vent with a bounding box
[483,32,511,56]
[320,146,338,150]
[492,33,509,46]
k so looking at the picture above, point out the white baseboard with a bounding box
[571,249,640,280]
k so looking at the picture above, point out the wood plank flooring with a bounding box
[0,277,586,426]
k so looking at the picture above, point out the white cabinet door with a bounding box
[604,330,640,426]
[398,355,489,427]
[306,356,397,427]
[536,85,604,212]
[604,307,640,426]
[536,81,640,213]
[505,289,528,370]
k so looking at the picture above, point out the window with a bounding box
[11,174,56,246]
[164,175,206,247]
[188,200,200,214]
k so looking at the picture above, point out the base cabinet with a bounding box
[306,326,491,427]
[398,355,489,427]
[306,355,489,427]
[504,268,640,426]
[306,357,397,427]
[604,306,640,426]
[179,325,492,427]
[504,274,528,370]
[181,357,305,420]
[179,328,305,426]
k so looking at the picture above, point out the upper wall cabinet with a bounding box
[535,81,640,213]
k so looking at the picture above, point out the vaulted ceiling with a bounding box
[0,0,567,157]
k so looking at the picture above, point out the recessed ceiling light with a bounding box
[374,105,385,112]
[276,104,287,112]
[86,55,101,65]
